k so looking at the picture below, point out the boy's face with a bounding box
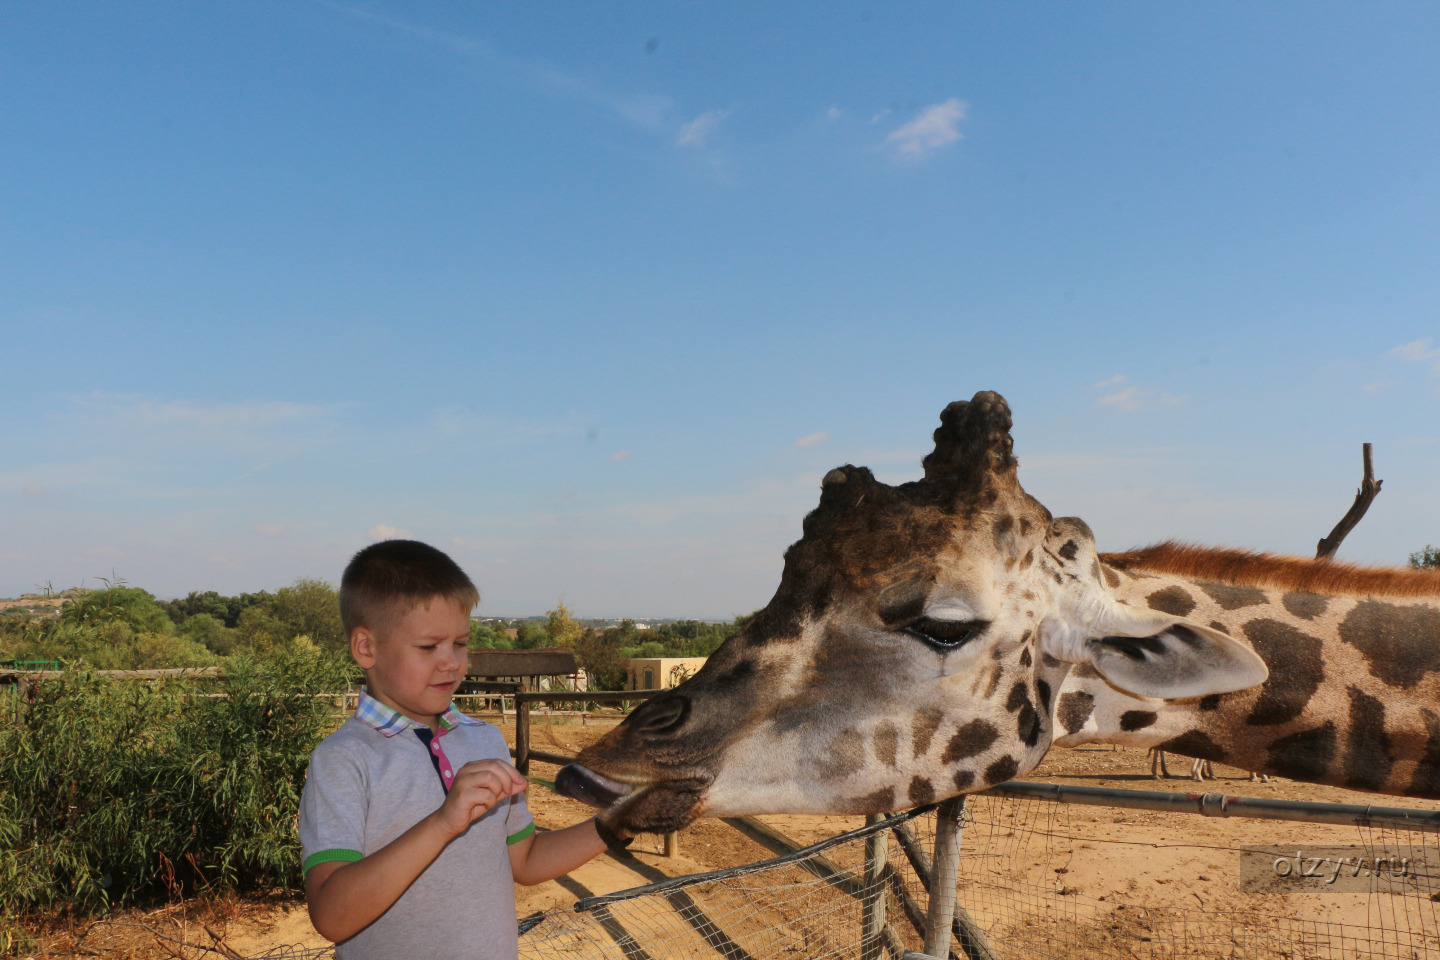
[351,597,470,728]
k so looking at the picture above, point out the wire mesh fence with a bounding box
[515,792,1440,960]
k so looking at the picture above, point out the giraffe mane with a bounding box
[1099,540,1440,599]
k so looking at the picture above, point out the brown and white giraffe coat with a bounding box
[1052,542,1440,797]
[558,392,1281,834]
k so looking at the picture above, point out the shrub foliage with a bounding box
[0,646,354,926]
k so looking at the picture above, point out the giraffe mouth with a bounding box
[555,763,636,808]
[555,762,710,833]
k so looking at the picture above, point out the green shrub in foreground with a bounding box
[0,644,354,928]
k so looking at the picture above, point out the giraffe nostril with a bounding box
[630,694,691,736]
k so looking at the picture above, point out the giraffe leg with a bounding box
[1191,758,1214,781]
[1248,770,1271,783]
[1149,748,1170,778]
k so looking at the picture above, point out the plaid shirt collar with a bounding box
[354,688,480,738]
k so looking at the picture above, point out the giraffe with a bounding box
[557,392,1440,835]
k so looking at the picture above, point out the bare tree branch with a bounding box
[1316,443,1383,560]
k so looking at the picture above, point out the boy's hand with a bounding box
[433,759,528,837]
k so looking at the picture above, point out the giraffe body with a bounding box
[556,392,1440,834]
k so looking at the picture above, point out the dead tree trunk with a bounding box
[1315,443,1382,561]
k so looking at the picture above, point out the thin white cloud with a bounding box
[886,99,965,159]
[610,450,632,461]
[22,485,45,497]
[368,524,412,540]
[1392,339,1440,372]
[869,109,892,124]
[253,523,285,537]
[795,432,828,448]
[1092,374,1128,389]
[1095,385,1185,412]
[677,110,728,148]
[827,106,843,120]
[72,393,341,431]
[321,2,673,131]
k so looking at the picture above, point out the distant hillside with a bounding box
[0,587,89,617]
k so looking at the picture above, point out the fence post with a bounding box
[515,695,531,776]
[924,797,965,959]
[861,813,890,960]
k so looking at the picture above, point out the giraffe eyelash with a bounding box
[902,617,988,651]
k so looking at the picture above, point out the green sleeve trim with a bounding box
[303,849,363,874]
[506,822,536,846]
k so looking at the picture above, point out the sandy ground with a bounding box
[36,715,1440,958]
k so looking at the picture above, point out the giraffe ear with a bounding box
[1046,610,1268,700]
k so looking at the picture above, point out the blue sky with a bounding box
[3,2,1438,617]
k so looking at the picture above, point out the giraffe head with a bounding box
[557,392,1268,833]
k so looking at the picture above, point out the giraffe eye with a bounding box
[903,617,986,650]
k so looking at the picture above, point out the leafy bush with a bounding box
[0,646,355,928]
[1411,545,1440,569]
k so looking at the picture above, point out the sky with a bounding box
[2,2,1439,618]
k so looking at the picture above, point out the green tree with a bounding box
[61,585,174,634]
[1411,546,1440,569]
[270,578,345,653]
[544,603,582,649]
[573,627,627,690]
[513,623,550,650]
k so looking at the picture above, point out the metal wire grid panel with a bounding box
[517,797,1440,960]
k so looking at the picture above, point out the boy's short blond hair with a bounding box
[339,539,479,637]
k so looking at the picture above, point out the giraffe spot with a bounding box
[1059,540,1078,561]
[1057,692,1095,736]
[1408,710,1440,798]
[1343,687,1393,792]
[844,786,896,814]
[1242,619,1324,726]
[1006,681,1028,713]
[874,721,899,768]
[1023,550,1035,568]
[1265,722,1337,782]
[811,729,866,781]
[1071,663,1102,680]
[1102,566,1122,588]
[1041,652,1062,668]
[1158,730,1227,762]
[1052,571,1063,585]
[1282,592,1329,620]
[1013,692,1042,747]
[1036,679,1051,714]
[1339,600,1440,689]
[908,776,935,806]
[1019,648,1032,668]
[984,756,1019,784]
[1199,582,1269,611]
[1208,621,1231,636]
[1198,694,1222,712]
[1120,710,1158,732]
[942,720,1000,762]
[911,707,943,757]
[983,666,1001,699]
[1146,586,1196,618]
[953,769,976,791]
[992,515,1015,547]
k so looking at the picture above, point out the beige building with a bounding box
[627,657,707,691]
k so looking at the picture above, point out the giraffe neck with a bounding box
[1058,555,1440,799]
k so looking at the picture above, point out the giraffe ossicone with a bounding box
[557,391,1440,834]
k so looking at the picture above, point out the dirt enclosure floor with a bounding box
[36,715,1440,959]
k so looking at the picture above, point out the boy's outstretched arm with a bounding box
[508,818,620,886]
[306,759,526,943]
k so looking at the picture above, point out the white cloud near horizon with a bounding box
[1094,381,1185,412]
[368,524,412,540]
[886,99,965,159]
[794,431,828,447]
[610,450,632,461]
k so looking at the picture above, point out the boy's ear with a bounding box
[350,627,378,669]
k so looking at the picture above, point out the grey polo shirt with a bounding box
[298,695,534,960]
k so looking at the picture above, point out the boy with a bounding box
[299,539,628,960]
